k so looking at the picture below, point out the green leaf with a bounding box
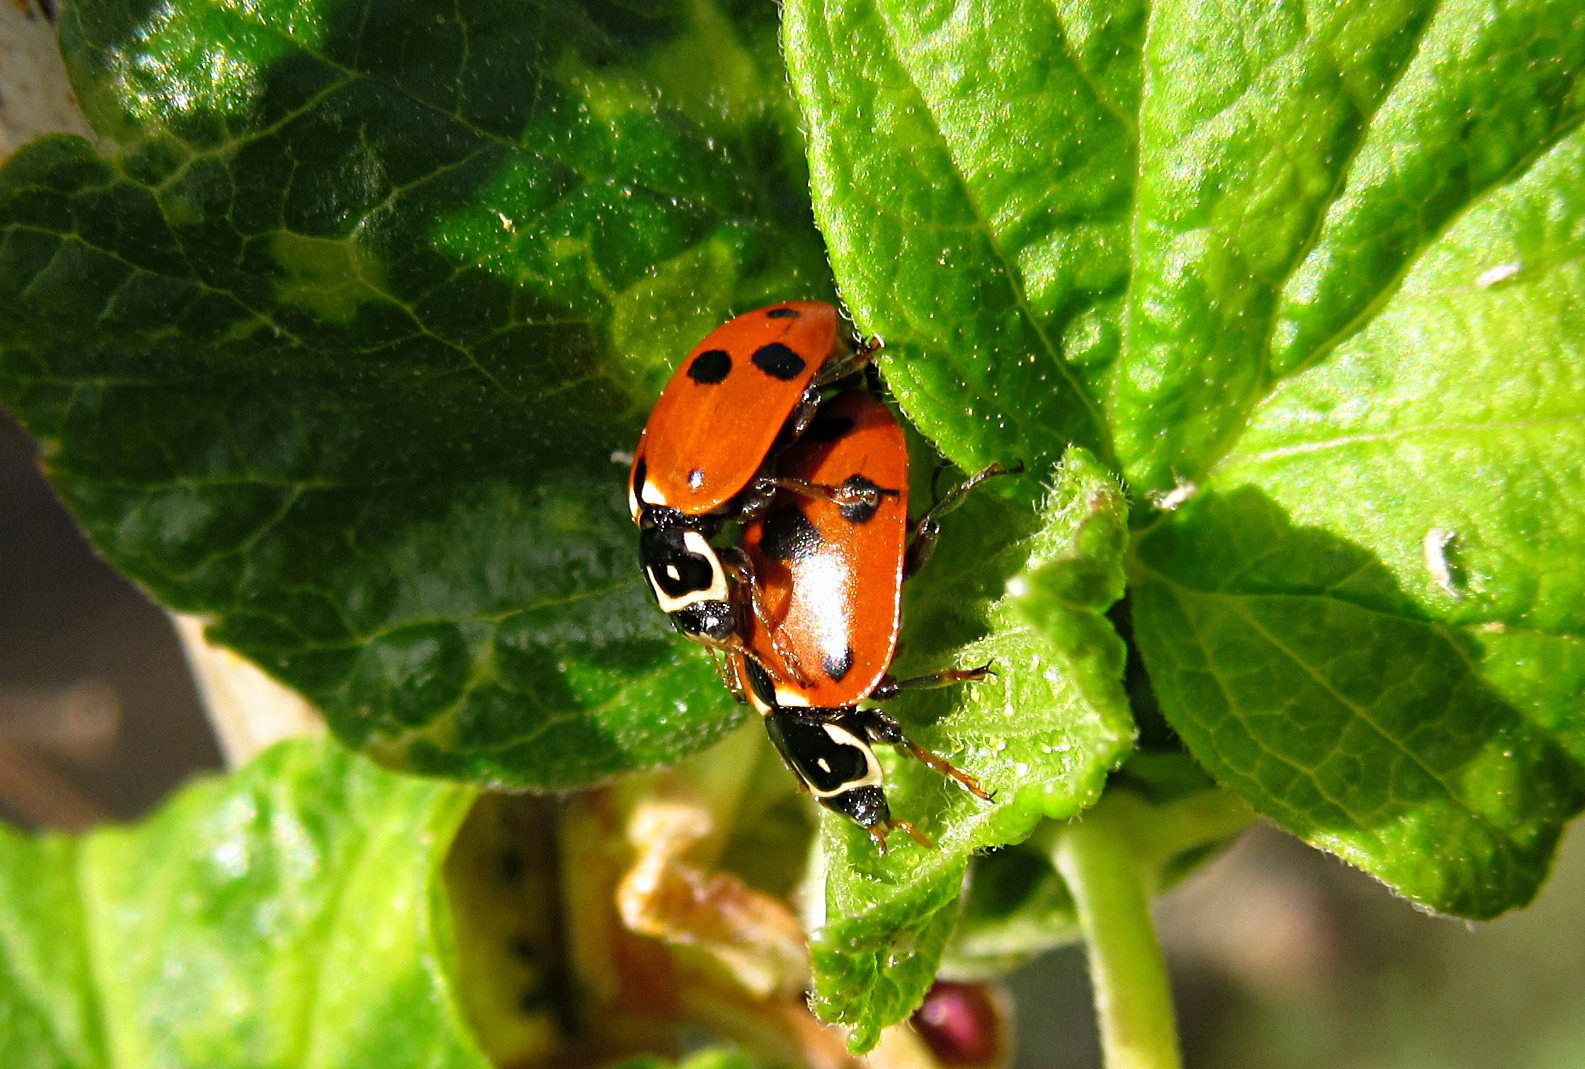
[1112,0,1585,492]
[808,448,1134,1051]
[1134,112,1585,913]
[0,0,830,786]
[0,736,482,1069]
[1131,489,1583,919]
[790,0,1585,922]
[939,839,1079,981]
[784,0,1133,488]
[1133,115,1585,918]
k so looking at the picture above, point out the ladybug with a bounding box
[727,389,1019,850]
[629,302,876,651]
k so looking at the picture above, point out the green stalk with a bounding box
[1052,806,1183,1069]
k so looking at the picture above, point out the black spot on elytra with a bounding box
[687,349,732,383]
[760,504,822,562]
[510,937,539,963]
[805,414,855,443]
[752,342,807,380]
[499,850,524,882]
[766,307,801,319]
[838,474,899,524]
[823,647,855,682]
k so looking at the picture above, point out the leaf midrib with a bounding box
[1220,413,1585,467]
[1123,8,1585,487]
[864,0,1112,465]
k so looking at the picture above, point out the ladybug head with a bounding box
[822,784,891,830]
[671,599,737,646]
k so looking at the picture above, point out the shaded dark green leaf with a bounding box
[0,0,830,785]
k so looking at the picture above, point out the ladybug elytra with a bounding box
[728,389,1020,850]
[629,302,876,651]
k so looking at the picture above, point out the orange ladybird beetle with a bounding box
[728,388,1019,850]
[629,302,876,651]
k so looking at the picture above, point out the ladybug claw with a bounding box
[869,824,889,854]
[895,819,934,850]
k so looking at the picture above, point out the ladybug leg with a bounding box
[710,648,745,703]
[811,333,883,389]
[903,461,1025,579]
[869,663,995,700]
[855,706,995,803]
[869,818,934,853]
[774,334,885,450]
[763,476,899,518]
[719,548,814,688]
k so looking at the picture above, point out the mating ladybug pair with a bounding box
[628,303,1015,850]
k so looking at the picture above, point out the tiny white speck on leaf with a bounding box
[1148,475,1199,511]
[1475,262,1522,288]
[1423,528,1462,599]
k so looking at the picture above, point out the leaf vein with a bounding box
[1213,588,1518,866]
[866,0,1108,456]
[1283,107,1585,378]
[1229,414,1585,466]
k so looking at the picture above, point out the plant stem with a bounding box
[1052,807,1182,1069]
